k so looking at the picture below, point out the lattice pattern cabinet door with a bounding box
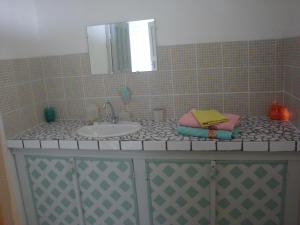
[25,156,80,225]
[146,160,211,225]
[76,158,139,225]
[216,161,287,225]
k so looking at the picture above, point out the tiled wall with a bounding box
[283,37,300,129]
[41,39,284,121]
[0,58,47,137]
[0,38,287,137]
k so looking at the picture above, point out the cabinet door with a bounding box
[76,158,139,225]
[216,161,287,225]
[25,156,81,225]
[146,160,211,225]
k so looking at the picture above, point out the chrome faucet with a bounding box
[103,101,119,124]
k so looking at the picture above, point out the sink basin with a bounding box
[77,121,141,138]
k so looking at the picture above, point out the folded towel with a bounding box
[176,125,240,140]
[179,111,240,131]
[191,109,228,127]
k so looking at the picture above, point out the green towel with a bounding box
[176,126,240,140]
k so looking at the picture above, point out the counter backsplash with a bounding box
[0,37,300,138]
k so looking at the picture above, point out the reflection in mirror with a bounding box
[87,19,157,75]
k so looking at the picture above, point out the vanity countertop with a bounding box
[7,116,300,152]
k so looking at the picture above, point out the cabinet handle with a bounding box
[209,160,217,180]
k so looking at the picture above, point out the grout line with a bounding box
[247,41,251,114]
[285,91,300,102]
[194,43,200,110]
[221,42,225,113]
[170,47,176,119]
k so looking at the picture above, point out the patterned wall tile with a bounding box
[285,37,300,67]
[85,98,105,120]
[29,57,43,81]
[224,93,249,115]
[148,71,173,96]
[174,95,198,119]
[64,77,84,99]
[35,101,47,124]
[0,86,19,113]
[173,70,197,95]
[104,97,127,118]
[284,93,300,128]
[249,66,276,92]
[13,58,31,83]
[80,53,92,75]
[198,68,223,93]
[250,93,282,116]
[126,73,150,96]
[19,106,38,131]
[0,59,14,74]
[61,54,82,76]
[45,78,65,100]
[223,68,248,92]
[128,96,151,119]
[249,40,277,66]
[42,56,62,78]
[83,76,105,98]
[0,37,294,135]
[199,94,223,113]
[276,39,287,66]
[0,62,16,87]
[17,83,34,107]
[103,74,125,97]
[285,66,300,99]
[196,42,222,68]
[157,46,172,71]
[223,41,248,67]
[171,44,196,71]
[32,80,47,104]
[66,100,86,120]
[275,66,284,92]
[47,100,68,120]
[2,111,22,138]
[151,96,175,120]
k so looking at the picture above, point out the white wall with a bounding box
[0,0,40,60]
[33,0,299,56]
[285,0,300,37]
[1,0,300,59]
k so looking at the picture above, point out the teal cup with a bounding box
[44,107,56,123]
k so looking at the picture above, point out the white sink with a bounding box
[77,121,141,138]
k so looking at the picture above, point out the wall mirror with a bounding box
[87,19,158,75]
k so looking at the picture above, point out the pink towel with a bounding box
[179,111,240,131]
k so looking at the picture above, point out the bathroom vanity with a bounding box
[7,117,300,225]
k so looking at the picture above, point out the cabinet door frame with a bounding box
[146,159,212,225]
[12,150,300,225]
[74,157,140,225]
[215,160,288,225]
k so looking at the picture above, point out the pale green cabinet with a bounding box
[146,160,287,225]
[24,156,139,225]
[216,161,287,225]
[146,160,211,225]
[76,158,139,225]
[25,156,81,225]
[19,155,288,225]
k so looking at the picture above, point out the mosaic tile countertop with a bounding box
[14,116,300,142]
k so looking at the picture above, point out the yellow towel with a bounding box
[191,109,228,127]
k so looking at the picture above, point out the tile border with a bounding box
[6,139,300,152]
